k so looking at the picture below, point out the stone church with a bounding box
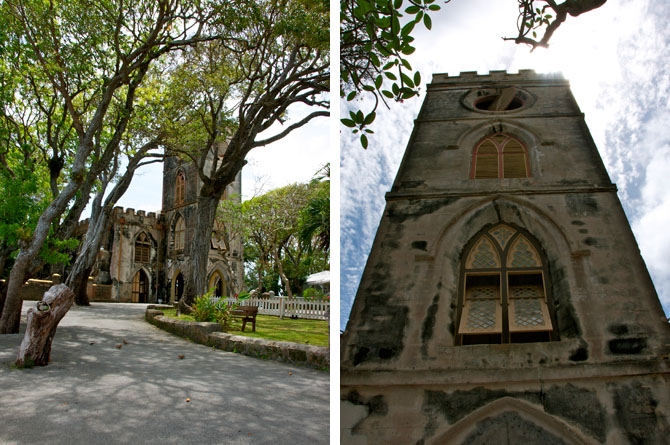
[81,149,243,304]
[340,70,670,443]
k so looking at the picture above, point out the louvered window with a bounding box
[134,233,151,263]
[458,225,556,345]
[472,134,529,179]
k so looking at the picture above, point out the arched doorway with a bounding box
[174,272,184,301]
[132,269,149,303]
[208,271,227,297]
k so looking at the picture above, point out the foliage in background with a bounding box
[302,287,326,301]
[233,179,330,297]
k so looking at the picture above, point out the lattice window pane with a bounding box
[466,237,501,269]
[459,276,502,335]
[508,277,552,332]
[489,225,515,249]
[507,236,541,268]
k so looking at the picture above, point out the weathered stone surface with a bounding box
[341,70,670,444]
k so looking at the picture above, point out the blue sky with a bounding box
[340,0,670,331]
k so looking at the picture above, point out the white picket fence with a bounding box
[211,296,330,321]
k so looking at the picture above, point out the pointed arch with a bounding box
[132,268,150,303]
[172,214,186,252]
[134,231,152,263]
[431,397,595,445]
[472,134,529,179]
[422,196,581,347]
[208,269,227,297]
[175,170,186,205]
[457,224,557,345]
[171,269,184,302]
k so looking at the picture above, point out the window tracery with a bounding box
[458,224,556,345]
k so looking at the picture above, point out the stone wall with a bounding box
[145,307,329,369]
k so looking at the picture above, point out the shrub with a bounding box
[191,291,217,322]
[214,297,237,332]
[302,287,324,301]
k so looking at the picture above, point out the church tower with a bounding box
[341,71,670,443]
[162,146,243,303]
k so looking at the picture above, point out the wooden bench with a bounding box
[231,305,258,332]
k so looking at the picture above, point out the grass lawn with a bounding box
[159,308,329,347]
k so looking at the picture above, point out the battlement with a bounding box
[112,206,161,224]
[429,69,567,88]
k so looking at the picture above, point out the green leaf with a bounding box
[414,71,421,86]
[405,5,420,14]
[401,72,414,88]
[382,90,395,99]
[423,13,432,30]
[428,4,440,11]
[346,91,356,101]
[361,134,369,149]
[401,44,416,56]
[363,111,377,125]
[401,20,416,37]
[370,51,381,67]
[374,75,383,89]
[385,71,398,81]
[415,10,424,24]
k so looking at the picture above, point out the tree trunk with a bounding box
[0,180,80,333]
[65,196,111,306]
[68,266,93,306]
[273,244,293,298]
[183,193,221,307]
[15,283,74,367]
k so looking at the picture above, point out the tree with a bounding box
[341,0,607,146]
[504,0,607,50]
[161,0,329,308]
[299,164,330,253]
[0,0,227,333]
[340,0,445,148]
[237,182,328,297]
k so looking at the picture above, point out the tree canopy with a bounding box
[0,0,330,332]
[341,0,608,147]
[219,178,330,298]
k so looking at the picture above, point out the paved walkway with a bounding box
[0,303,330,444]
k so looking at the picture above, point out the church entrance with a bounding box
[132,270,149,303]
[174,272,184,301]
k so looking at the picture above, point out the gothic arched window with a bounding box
[457,224,557,345]
[472,134,529,179]
[175,171,186,205]
[134,232,151,263]
[173,215,185,251]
